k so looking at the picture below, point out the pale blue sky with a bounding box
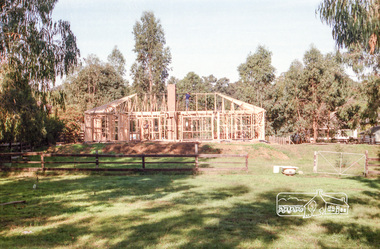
[53,0,339,83]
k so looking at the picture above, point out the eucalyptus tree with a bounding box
[266,49,352,140]
[0,0,79,146]
[0,0,79,90]
[213,77,231,95]
[64,55,127,113]
[237,45,275,106]
[317,0,380,54]
[130,11,171,95]
[265,60,305,135]
[108,46,126,76]
[300,47,350,141]
[317,0,380,125]
[176,72,204,93]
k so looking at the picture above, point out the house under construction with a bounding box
[84,85,265,142]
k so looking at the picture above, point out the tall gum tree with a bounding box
[131,11,171,95]
[0,0,79,145]
[318,0,380,125]
[301,47,349,142]
[237,45,275,107]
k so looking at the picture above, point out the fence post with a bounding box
[365,150,368,177]
[142,155,145,169]
[313,151,317,173]
[195,143,199,170]
[41,153,44,169]
[95,150,99,168]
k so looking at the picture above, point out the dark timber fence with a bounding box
[0,151,248,172]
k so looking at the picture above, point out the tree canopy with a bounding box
[63,54,128,113]
[108,46,126,76]
[318,0,380,126]
[0,0,79,146]
[237,45,275,106]
[0,0,80,89]
[265,47,355,141]
[317,0,380,54]
[130,11,171,95]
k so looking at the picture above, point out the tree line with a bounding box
[0,1,379,147]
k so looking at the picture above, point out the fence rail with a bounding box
[365,150,380,177]
[0,151,248,172]
[314,150,380,177]
[0,143,32,152]
[313,151,366,176]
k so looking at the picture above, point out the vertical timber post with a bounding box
[313,151,317,173]
[365,150,368,177]
[167,84,176,141]
[41,153,44,169]
[96,150,99,168]
[142,155,145,169]
[195,143,199,170]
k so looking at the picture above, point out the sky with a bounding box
[52,0,341,83]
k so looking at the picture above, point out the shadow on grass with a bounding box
[319,222,380,248]
[346,176,380,208]
[346,176,380,189]
[0,219,92,248]
[107,189,309,248]
[0,173,193,235]
[0,173,310,248]
[2,173,378,248]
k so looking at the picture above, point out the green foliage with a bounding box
[57,105,83,143]
[213,77,231,94]
[361,76,380,125]
[63,54,128,113]
[107,46,126,76]
[0,0,80,89]
[318,1,380,125]
[131,11,172,94]
[176,72,210,93]
[317,0,379,54]
[265,47,355,138]
[0,0,79,147]
[0,69,64,146]
[237,45,275,106]
[43,116,65,145]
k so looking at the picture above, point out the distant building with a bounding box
[359,126,380,144]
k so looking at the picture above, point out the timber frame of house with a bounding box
[84,85,265,142]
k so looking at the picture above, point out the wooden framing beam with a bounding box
[83,90,265,142]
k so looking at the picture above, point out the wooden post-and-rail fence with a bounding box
[267,136,292,145]
[0,151,248,172]
[365,150,380,177]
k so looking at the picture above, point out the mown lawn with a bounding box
[0,143,379,248]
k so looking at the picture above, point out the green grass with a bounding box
[0,143,379,248]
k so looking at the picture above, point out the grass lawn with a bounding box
[0,143,379,248]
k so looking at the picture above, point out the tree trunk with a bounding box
[148,56,153,94]
[313,116,317,143]
[327,112,330,140]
